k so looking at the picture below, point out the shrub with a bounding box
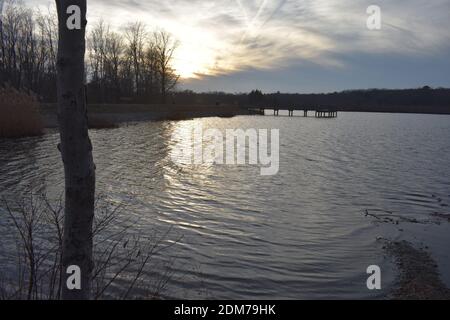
[0,192,176,300]
[0,87,44,138]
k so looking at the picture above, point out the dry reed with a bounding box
[0,87,44,138]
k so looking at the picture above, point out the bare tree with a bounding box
[1,2,179,105]
[155,30,179,104]
[142,40,158,101]
[0,0,57,101]
[55,0,95,300]
[104,30,124,102]
[125,22,146,98]
[35,7,58,99]
[87,21,125,103]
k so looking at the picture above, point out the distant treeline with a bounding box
[171,87,450,114]
[0,0,179,104]
[256,87,450,111]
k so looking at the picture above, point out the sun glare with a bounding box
[172,41,218,79]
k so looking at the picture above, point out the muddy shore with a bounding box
[386,240,450,300]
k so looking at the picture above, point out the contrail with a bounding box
[235,0,270,28]
[235,0,250,27]
[235,0,287,43]
[266,0,287,24]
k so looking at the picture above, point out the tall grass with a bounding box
[0,87,44,138]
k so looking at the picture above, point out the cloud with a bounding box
[27,0,450,81]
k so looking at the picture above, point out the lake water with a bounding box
[1,112,450,299]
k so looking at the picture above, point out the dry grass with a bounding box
[0,87,44,138]
[0,192,177,300]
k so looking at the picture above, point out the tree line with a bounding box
[172,87,450,114]
[258,87,450,109]
[0,0,179,104]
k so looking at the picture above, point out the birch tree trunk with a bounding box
[55,0,95,300]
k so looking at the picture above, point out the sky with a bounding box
[25,0,450,93]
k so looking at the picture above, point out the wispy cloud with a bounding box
[29,0,450,80]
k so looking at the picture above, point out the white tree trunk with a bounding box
[55,0,95,300]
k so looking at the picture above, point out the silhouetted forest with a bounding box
[0,0,178,103]
[258,87,450,111]
[172,88,450,114]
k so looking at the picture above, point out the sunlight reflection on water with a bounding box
[1,113,450,299]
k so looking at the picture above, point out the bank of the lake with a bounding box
[39,103,252,128]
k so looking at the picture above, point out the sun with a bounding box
[172,45,215,79]
[169,22,228,80]
[173,59,199,79]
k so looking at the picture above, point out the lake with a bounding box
[1,112,450,299]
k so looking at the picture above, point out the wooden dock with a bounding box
[249,107,338,118]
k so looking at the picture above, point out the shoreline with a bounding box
[365,207,450,300]
[37,103,450,130]
[39,103,253,128]
[386,240,450,300]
